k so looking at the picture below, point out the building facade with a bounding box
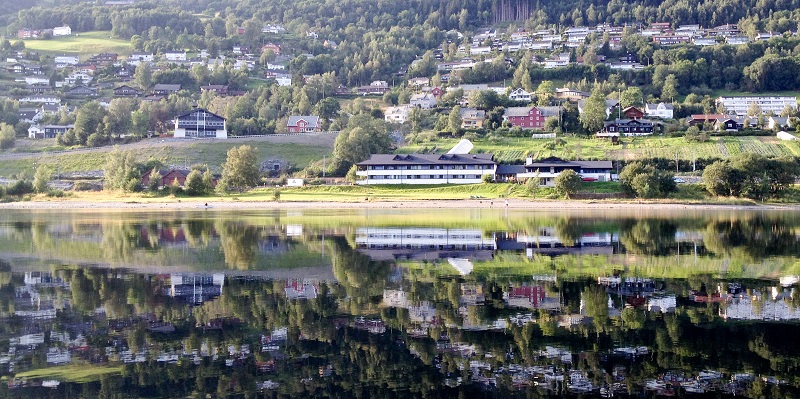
[356,153,497,185]
[516,157,614,186]
[287,116,321,133]
[173,108,227,138]
[716,96,798,115]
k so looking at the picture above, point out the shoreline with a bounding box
[1,198,799,211]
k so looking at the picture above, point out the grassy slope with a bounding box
[0,141,332,176]
[20,31,132,56]
[400,135,800,162]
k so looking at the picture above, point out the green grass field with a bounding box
[14,364,123,383]
[21,31,132,56]
[0,141,332,177]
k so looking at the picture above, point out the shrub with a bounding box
[7,180,34,196]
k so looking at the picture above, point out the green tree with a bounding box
[332,114,391,174]
[33,165,52,193]
[702,160,739,196]
[544,116,560,132]
[447,106,462,135]
[747,102,763,117]
[536,80,555,106]
[148,168,162,192]
[74,102,107,145]
[580,88,606,133]
[619,161,676,198]
[0,122,15,149]
[554,169,582,198]
[202,168,214,193]
[184,169,205,196]
[661,74,678,102]
[104,146,140,192]
[315,97,341,121]
[619,86,643,108]
[134,64,152,90]
[217,145,260,193]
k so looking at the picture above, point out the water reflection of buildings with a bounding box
[504,285,561,310]
[496,228,617,257]
[356,228,495,261]
[166,273,225,305]
[382,290,438,325]
[285,279,319,300]
[720,288,800,321]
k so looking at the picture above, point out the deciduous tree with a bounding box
[554,169,582,198]
[217,145,260,192]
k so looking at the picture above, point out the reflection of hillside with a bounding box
[355,228,495,261]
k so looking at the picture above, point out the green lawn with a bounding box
[15,364,123,383]
[21,31,132,56]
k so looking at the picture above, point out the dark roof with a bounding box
[357,153,495,166]
[153,83,181,91]
[526,157,612,169]
[175,108,226,121]
[495,164,526,175]
[604,118,655,125]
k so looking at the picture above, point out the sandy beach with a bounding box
[1,198,798,211]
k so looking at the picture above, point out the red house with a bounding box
[504,106,561,129]
[141,169,189,188]
[622,106,645,119]
[287,116,321,133]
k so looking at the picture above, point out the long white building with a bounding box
[355,153,496,185]
[516,157,615,186]
[716,96,798,115]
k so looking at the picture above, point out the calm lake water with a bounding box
[0,208,799,398]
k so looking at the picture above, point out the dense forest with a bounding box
[11,0,800,35]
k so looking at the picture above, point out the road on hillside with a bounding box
[0,132,339,161]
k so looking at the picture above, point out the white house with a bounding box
[52,26,72,36]
[516,157,614,186]
[54,56,79,68]
[65,72,93,86]
[508,88,532,102]
[644,103,674,119]
[24,76,50,85]
[384,105,412,124]
[409,93,437,109]
[275,74,292,87]
[128,52,154,65]
[19,95,60,104]
[164,51,187,62]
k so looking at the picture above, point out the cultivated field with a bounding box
[400,134,800,162]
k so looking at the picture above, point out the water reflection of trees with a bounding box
[703,216,800,260]
[618,219,678,256]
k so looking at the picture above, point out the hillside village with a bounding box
[0,0,798,200]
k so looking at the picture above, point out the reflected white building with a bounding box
[720,289,800,321]
[168,273,225,304]
[356,228,496,261]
